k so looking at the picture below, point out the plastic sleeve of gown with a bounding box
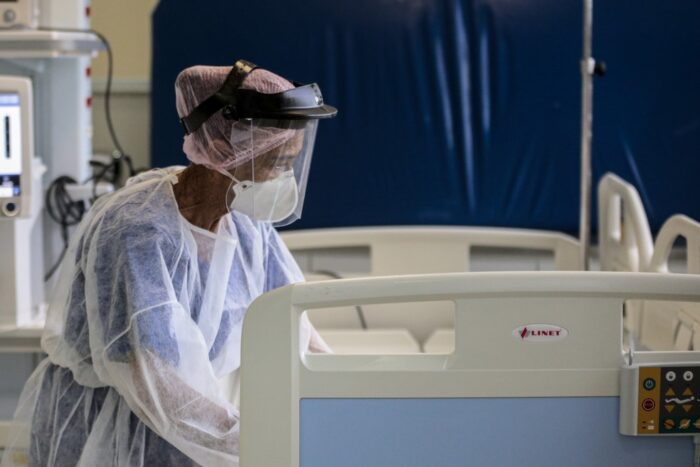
[263,226,332,354]
[84,222,239,466]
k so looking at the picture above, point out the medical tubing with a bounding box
[90,29,128,161]
[45,160,121,280]
[311,269,369,330]
[87,158,116,201]
[44,175,85,280]
[38,27,131,163]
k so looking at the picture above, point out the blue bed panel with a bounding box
[300,397,691,467]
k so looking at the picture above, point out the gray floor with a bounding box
[0,353,37,419]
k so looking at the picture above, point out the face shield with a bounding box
[179,60,336,227]
[224,119,318,227]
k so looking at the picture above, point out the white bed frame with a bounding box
[597,172,700,350]
[240,271,700,466]
[597,173,662,342]
[597,172,653,272]
[638,215,700,351]
[282,226,582,273]
[282,226,582,342]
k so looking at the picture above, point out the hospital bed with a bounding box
[638,215,700,351]
[240,272,700,467]
[597,173,654,348]
[282,226,582,352]
[597,172,700,351]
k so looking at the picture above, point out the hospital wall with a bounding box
[91,0,156,170]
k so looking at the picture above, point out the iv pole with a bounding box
[579,0,605,270]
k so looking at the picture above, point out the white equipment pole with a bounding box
[579,0,595,270]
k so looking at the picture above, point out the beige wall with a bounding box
[90,0,159,169]
[91,94,152,170]
[91,0,159,80]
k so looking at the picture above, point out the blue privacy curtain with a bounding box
[151,0,700,233]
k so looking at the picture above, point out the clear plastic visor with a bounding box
[225,119,318,227]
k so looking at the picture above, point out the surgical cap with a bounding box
[175,65,296,171]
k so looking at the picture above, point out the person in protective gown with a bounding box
[0,61,337,467]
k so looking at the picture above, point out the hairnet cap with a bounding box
[175,65,296,171]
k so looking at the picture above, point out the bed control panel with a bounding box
[621,364,700,436]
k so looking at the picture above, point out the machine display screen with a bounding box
[0,92,22,198]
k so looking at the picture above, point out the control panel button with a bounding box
[684,371,694,382]
[664,419,675,430]
[2,202,18,217]
[680,419,691,430]
[642,398,656,412]
[643,378,656,391]
[666,371,677,382]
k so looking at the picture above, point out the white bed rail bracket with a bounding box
[598,173,653,272]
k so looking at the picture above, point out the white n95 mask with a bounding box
[229,170,299,223]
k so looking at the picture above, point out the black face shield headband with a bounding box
[180,59,338,135]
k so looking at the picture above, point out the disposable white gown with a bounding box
[1,169,320,467]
